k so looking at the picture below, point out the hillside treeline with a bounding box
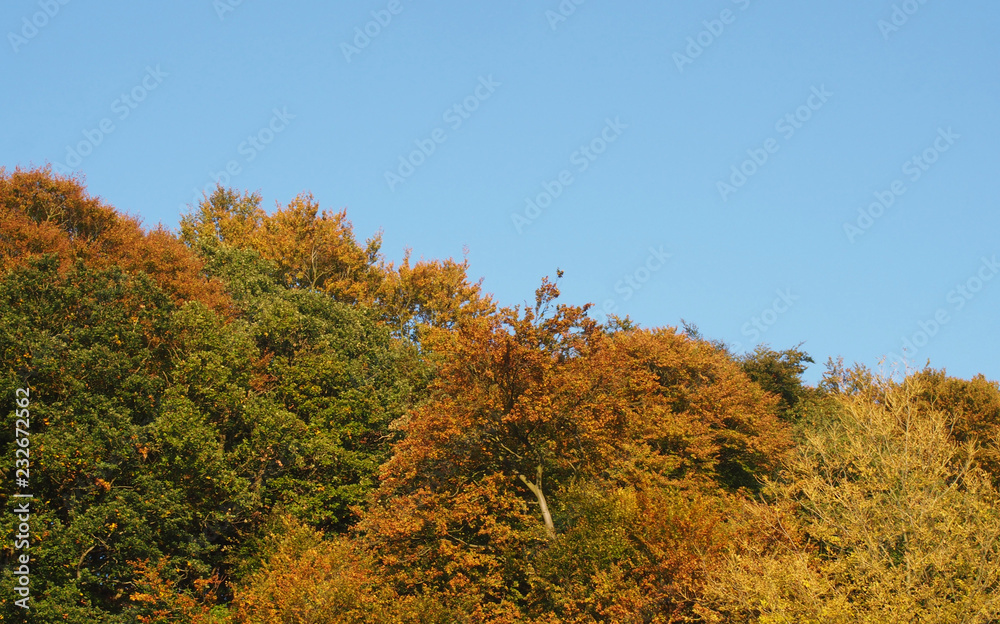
[1,167,999,623]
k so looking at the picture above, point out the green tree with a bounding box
[0,247,413,621]
[737,345,814,422]
[0,258,239,621]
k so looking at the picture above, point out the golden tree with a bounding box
[710,370,1000,623]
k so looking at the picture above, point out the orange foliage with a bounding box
[613,327,792,491]
[253,193,382,301]
[229,516,460,624]
[230,522,373,623]
[0,166,230,313]
[180,185,493,334]
[128,558,222,624]
[375,249,495,337]
[357,279,792,619]
[911,368,1000,481]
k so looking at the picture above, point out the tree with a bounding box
[910,367,1000,484]
[189,240,414,532]
[180,188,382,303]
[709,370,1000,623]
[0,258,241,620]
[179,186,264,249]
[356,279,792,620]
[0,243,413,620]
[255,193,382,301]
[737,344,814,422]
[180,187,492,341]
[374,249,495,341]
[0,166,230,314]
[229,515,461,624]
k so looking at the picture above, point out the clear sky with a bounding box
[3,1,998,385]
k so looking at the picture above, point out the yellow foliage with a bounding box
[708,371,1000,623]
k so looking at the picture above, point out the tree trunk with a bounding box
[519,464,556,539]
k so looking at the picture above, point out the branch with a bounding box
[518,464,556,539]
[76,545,95,580]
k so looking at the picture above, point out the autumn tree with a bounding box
[179,186,492,340]
[224,514,463,624]
[180,188,381,302]
[910,367,1000,484]
[0,166,229,313]
[374,249,495,341]
[179,186,264,248]
[709,369,1000,623]
[355,279,792,621]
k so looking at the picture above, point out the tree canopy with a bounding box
[2,167,998,623]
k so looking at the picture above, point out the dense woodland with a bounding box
[1,167,999,623]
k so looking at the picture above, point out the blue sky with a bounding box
[3,0,998,385]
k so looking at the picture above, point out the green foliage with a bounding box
[737,344,814,421]
[0,258,231,620]
[0,218,412,620]
[192,239,415,531]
